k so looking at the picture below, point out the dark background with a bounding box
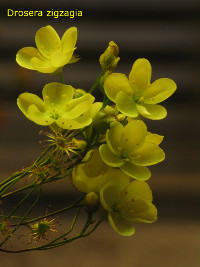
[0,0,200,266]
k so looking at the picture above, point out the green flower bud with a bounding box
[0,220,9,236]
[92,105,119,134]
[84,192,99,213]
[99,41,120,73]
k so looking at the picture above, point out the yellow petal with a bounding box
[99,144,124,167]
[146,133,164,145]
[57,113,92,129]
[143,78,177,104]
[35,25,61,59]
[42,82,74,108]
[72,149,110,193]
[121,200,157,223]
[108,212,135,236]
[51,49,75,67]
[61,27,77,52]
[129,58,152,92]
[122,180,153,203]
[107,121,124,155]
[16,47,43,70]
[100,172,130,211]
[27,105,54,125]
[130,141,165,166]
[116,91,139,117]
[136,104,167,120]
[30,57,58,73]
[104,73,133,102]
[120,162,151,180]
[121,120,147,152]
[17,92,45,114]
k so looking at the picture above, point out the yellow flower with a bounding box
[17,82,100,129]
[72,149,111,193]
[100,179,157,236]
[104,58,177,120]
[99,121,165,180]
[16,25,79,74]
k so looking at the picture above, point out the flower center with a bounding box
[50,108,60,120]
[134,94,144,104]
[120,151,129,162]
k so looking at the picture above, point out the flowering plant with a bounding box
[0,25,176,252]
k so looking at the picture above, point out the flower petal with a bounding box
[99,144,124,167]
[115,91,139,117]
[130,142,165,166]
[63,94,94,119]
[104,73,133,102]
[87,102,102,119]
[121,200,157,223]
[108,212,135,236]
[122,180,153,203]
[120,162,151,180]
[143,78,177,104]
[129,58,152,92]
[121,120,147,152]
[57,112,92,129]
[35,25,61,59]
[146,132,164,145]
[61,27,77,52]
[51,50,75,67]
[17,93,54,125]
[30,57,58,73]
[107,121,124,154]
[72,149,110,193]
[136,104,167,120]
[100,173,130,211]
[16,47,43,70]
[17,92,45,114]
[27,105,54,125]
[42,82,74,109]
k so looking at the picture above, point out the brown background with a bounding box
[0,0,200,266]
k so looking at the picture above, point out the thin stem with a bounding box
[0,185,42,247]
[17,196,84,226]
[88,72,104,93]
[121,116,128,126]
[59,72,66,84]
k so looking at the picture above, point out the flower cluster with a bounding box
[0,25,176,253]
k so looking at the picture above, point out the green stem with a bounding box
[17,195,84,226]
[88,72,104,93]
[0,184,42,247]
[59,72,66,84]
[121,116,128,126]
[101,95,110,109]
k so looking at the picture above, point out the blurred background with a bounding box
[0,0,199,266]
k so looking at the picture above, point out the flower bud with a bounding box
[73,89,86,99]
[99,41,120,73]
[92,105,119,134]
[84,192,99,213]
[71,138,86,151]
[0,220,9,236]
